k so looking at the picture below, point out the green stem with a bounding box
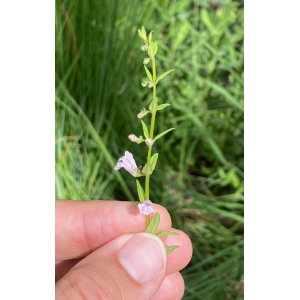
[145,57,157,226]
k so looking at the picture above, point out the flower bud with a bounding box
[141,44,148,51]
[128,134,139,143]
[145,138,154,147]
[147,81,155,88]
[137,108,150,119]
[141,81,148,87]
[143,57,151,65]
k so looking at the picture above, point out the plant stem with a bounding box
[145,57,157,226]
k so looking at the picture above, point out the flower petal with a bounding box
[125,151,133,159]
[138,200,154,215]
[114,161,123,170]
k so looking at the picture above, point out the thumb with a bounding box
[55,233,167,300]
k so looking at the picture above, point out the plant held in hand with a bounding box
[115,26,179,255]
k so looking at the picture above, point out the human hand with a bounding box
[55,200,193,300]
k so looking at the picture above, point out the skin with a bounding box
[55,200,193,300]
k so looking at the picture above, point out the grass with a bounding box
[55,0,244,299]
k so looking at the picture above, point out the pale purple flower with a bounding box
[115,151,138,177]
[138,200,154,215]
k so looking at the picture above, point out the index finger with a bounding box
[55,200,172,261]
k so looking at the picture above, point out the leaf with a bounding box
[206,80,244,112]
[138,28,147,43]
[150,153,158,171]
[138,30,145,40]
[166,245,179,255]
[145,212,160,235]
[153,42,158,55]
[173,21,190,50]
[148,41,154,57]
[153,128,175,142]
[144,66,153,81]
[142,163,153,176]
[157,69,175,82]
[141,26,147,37]
[156,231,179,237]
[149,97,158,113]
[157,103,171,110]
[201,9,215,33]
[141,120,149,138]
[148,31,153,43]
[136,180,145,202]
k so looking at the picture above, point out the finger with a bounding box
[164,228,193,275]
[56,200,172,261]
[56,233,167,300]
[151,272,185,300]
[55,228,193,281]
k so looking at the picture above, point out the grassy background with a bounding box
[55,0,244,299]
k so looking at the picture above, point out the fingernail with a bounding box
[118,233,166,284]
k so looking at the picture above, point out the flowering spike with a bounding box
[114,27,178,254]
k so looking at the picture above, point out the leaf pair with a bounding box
[149,98,171,114]
[148,41,158,58]
[145,213,180,255]
[144,67,175,85]
[141,120,174,143]
[138,26,148,44]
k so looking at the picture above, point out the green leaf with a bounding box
[173,21,190,50]
[157,69,175,82]
[201,9,215,33]
[153,42,158,55]
[157,103,171,111]
[150,153,159,171]
[206,80,244,112]
[149,97,158,113]
[141,120,149,138]
[138,28,148,43]
[148,41,154,57]
[144,66,153,81]
[148,31,153,43]
[136,180,145,203]
[153,128,175,142]
[138,29,145,40]
[156,231,179,237]
[166,245,179,255]
[142,163,153,176]
[145,212,160,235]
[141,26,146,36]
